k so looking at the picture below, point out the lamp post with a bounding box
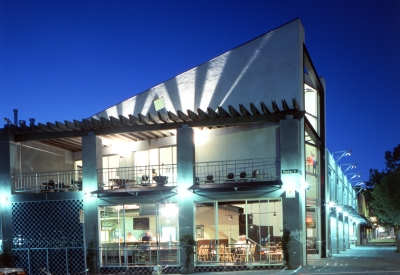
[332,150,352,162]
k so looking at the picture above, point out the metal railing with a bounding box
[195,158,280,185]
[12,170,82,193]
[99,242,180,266]
[98,164,177,190]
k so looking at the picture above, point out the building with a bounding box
[0,19,367,274]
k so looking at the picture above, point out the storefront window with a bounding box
[195,200,282,265]
[98,202,179,267]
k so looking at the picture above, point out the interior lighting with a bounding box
[160,203,178,217]
[0,196,7,203]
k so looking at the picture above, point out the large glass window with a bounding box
[98,202,179,267]
[304,84,319,134]
[195,199,282,265]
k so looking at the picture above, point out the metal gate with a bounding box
[14,247,86,275]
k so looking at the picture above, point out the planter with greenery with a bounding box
[179,234,196,274]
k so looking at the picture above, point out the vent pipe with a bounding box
[19,120,26,126]
[13,109,18,125]
[29,118,35,126]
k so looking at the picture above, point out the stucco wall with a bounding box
[195,123,278,163]
[93,19,304,120]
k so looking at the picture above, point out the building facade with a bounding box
[0,19,366,274]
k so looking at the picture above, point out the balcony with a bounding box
[96,164,177,196]
[192,158,281,192]
[12,170,82,193]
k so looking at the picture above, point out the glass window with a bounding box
[195,200,282,265]
[99,202,179,267]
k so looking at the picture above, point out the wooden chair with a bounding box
[197,245,208,262]
[234,245,249,264]
[223,246,234,262]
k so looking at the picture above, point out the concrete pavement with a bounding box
[175,242,400,275]
[98,241,400,275]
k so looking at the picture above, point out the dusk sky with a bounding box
[1,0,399,183]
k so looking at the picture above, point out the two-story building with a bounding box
[0,18,367,275]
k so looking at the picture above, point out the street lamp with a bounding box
[340,163,357,173]
[332,150,352,162]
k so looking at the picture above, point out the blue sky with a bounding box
[1,0,399,182]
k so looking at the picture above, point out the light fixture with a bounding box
[347,173,361,180]
[341,163,358,173]
[350,181,365,187]
[229,215,233,220]
[0,196,7,203]
[332,150,352,162]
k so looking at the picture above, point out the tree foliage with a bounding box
[369,144,400,228]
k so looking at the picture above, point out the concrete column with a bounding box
[344,217,349,249]
[82,133,102,273]
[0,129,13,253]
[329,213,338,254]
[338,216,344,251]
[176,127,195,272]
[280,119,305,267]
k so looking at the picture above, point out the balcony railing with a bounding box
[195,158,280,185]
[12,170,82,193]
[98,164,177,190]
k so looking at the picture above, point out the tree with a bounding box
[369,144,400,251]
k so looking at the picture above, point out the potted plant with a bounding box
[179,234,196,274]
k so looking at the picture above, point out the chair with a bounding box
[197,245,208,262]
[218,244,225,261]
[234,245,249,264]
[223,246,234,262]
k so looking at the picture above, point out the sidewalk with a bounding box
[171,244,400,275]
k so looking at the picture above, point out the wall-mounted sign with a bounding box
[286,188,296,198]
[79,210,84,223]
[282,169,302,175]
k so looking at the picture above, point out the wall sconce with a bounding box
[0,196,7,203]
